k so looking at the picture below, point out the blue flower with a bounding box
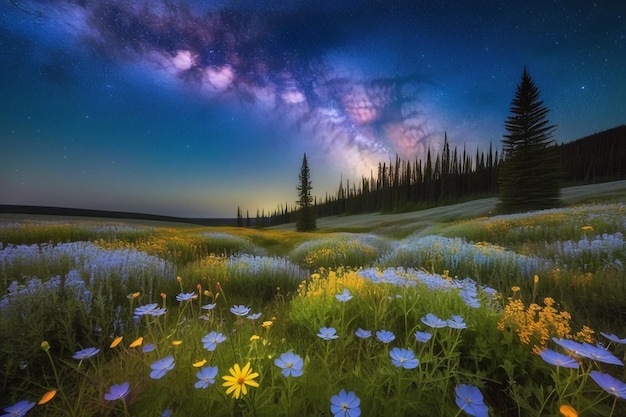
[142,343,156,353]
[161,409,173,417]
[134,303,167,317]
[330,389,361,417]
[247,312,262,320]
[1,400,35,417]
[539,349,580,369]
[230,305,251,316]
[202,331,227,352]
[415,331,432,343]
[389,347,419,369]
[195,366,218,389]
[150,355,175,379]
[201,303,217,310]
[590,370,626,399]
[104,382,130,401]
[317,327,339,340]
[455,384,489,417]
[274,351,304,377]
[447,315,467,329]
[600,332,626,344]
[355,328,372,339]
[176,292,197,302]
[335,289,353,302]
[421,313,448,328]
[72,347,100,360]
[375,330,395,344]
[552,338,623,366]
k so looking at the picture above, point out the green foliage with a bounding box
[498,67,562,213]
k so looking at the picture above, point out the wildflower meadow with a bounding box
[1,199,626,416]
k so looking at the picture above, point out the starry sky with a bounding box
[1,0,624,218]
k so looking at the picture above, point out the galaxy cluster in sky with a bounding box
[1,0,625,217]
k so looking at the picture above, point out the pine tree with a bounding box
[296,153,316,231]
[497,67,562,213]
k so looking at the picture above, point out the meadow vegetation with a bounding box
[1,182,625,416]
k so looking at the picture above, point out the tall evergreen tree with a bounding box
[296,153,316,231]
[497,67,562,213]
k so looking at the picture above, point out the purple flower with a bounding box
[247,312,262,320]
[590,370,626,399]
[150,355,175,379]
[72,347,100,360]
[134,303,167,317]
[201,303,217,310]
[375,330,395,344]
[202,331,227,352]
[335,289,353,302]
[389,347,419,369]
[142,343,156,353]
[330,389,361,417]
[355,328,372,339]
[161,409,173,417]
[415,331,432,343]
[104,382,130,401]
[176,292,197,302]
[1,400,35,417]
[455,384,488,417]
[421,313,448,328]
[195,366,218,389]
[317,327,339,340]
[600,332,626,344]
[230,305,251,316]
[539,349,580,369]
[274,351,304,377]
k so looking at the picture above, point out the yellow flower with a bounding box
[222,362,259,399]
[559,404,578,417]
[193,359,207,367]
[38,390,56,405]
[262,321,273,329]
[250,335,260,341]
[172,340,183,346]
[110,336,123,348]
[581,225,593,232]
[511,286,520,293]
[129,337,143,348]
[41,341,50,352]
[127,292,141,299]
[534,274,540,284]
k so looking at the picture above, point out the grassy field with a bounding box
[1,181,625,417]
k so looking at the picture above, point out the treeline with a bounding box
[243,124,626,227]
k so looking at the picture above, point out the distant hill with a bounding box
[558,124,626,184]
[0,205,237,226]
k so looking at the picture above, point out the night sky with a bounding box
[1,1,624,218]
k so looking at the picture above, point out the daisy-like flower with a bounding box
[176,292,198,302]
[330,389,361,417]
[195,366,218,389]
[134,303,166,317]
[72,347,100,360]
[335,289,353,302]
[202,331,227,352]
[415,331,433,343]
[376,330,396,344]
[230,305,251,316]
[1,400,35,417]
[421,313,448,328]
[104,382,130,401]
[317,327,339,340]
[589,370,626,399]
[262,320,273,329]
[222,362,259,399]
[274,351,304,377]
[355,328,371,339]
[247,312,262,320]
[150,356,175,379]
[389,347,419,369]
[455,384,489,417]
